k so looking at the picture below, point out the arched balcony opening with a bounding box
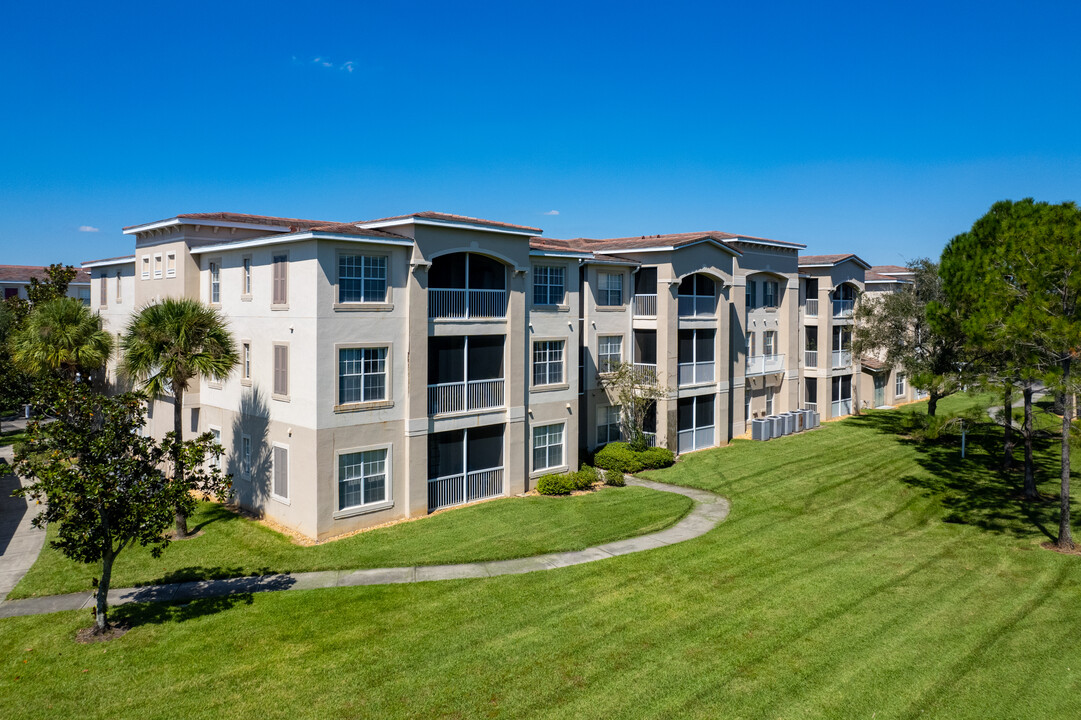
[677,273,717,317]
[831,282,858,318]
[428,252,507,319]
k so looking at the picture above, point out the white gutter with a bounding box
[82,256,136,269]
[190,231,415,255]
[358,217,541,238]
[123,218,299,235]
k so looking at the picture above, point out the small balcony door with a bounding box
[633,330,658,383]
[633,267,658,317]
[428,335,505,415]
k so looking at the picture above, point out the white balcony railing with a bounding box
[832,399,853,417]
[678,361,715,386]
[746,353,785,376]
[678,296,716,318]
[831,349,852,368]
[428,466,504,512]
[804,350,818,368]
[678,426,715,454]
[642,431,658,448]
[633,363,658,384]
[633,294,657,317]
[805,298,819,316]
[428,378,505,415]
[429,288,507,319]
[832,299,854,318]
[804,402,818,413]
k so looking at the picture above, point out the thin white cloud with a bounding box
[543,210,560,216]
[341,61,355,73]
[78,225,100,233]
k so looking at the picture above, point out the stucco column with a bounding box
[507,269,528,493]
[716,286,731,443]
[656,279,678,450]
[405,262,430,516]
[730,276,748,438]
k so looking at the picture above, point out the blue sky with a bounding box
[1,0,1079,266]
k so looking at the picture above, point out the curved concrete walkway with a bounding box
[0,477,729,620]
[0,445,47,603]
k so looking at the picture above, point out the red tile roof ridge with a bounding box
[358,211,542,234]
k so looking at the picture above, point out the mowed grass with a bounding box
[4,393,1081,718]
[10,486,692,599]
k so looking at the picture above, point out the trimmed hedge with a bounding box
[536,473,574,496]
[604,468,626,487]
[594,442,675,474]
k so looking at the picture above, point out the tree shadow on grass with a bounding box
[187,502,240,535]
[110,593,256,628]
[845,411,1064,541]
[134,565,278,587]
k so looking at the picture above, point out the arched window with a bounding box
[677,274,716,317]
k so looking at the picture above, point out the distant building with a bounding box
[0,265,91,304]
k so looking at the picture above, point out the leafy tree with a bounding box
[121,298,237,537]
[8,296,113,382]
[598,361,669,451]
[12,382,226,633]
[852,258,965,416]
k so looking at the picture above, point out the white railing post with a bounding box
[805,350,818,367]
[805,298,818,316]
[633,294,657,317]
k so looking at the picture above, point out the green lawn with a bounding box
[0,429,27,447]
[10,485,692,599]
[3,392,1081,719]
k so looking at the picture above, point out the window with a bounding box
[895,373,906,396]
[678,329,715,385]
[533,340,565,386]
[78,287,90,305]
[242,257,252,295]
[598,272,623,306]
[677,274,716,316]
[746,279,757,310]
[764,331,777,356]
[745,391,752,422]
[272,445,289,500]
[598,335,622,373]
[677,395,715,453]
[533,423,564,471]
[209,428,222,470]
[338,448,388,511]
[763,280,779,308]
[339,347,388,404]
[99,273,108,306]
[166,252,176,278]
[240,435,251,480]
[598,406,621,445]
[272,254,288,305]
[273,344,289,397]
[533,265,565,306]
[339,254,387,303]
[242,342,251,381]
[115,270,122,302]
[141,256,150,279]
[153,254,163,279]
[209,261,220,303]
[766,387,775,415]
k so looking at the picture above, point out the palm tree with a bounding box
[9,296,113,381]
[122,298,237,537]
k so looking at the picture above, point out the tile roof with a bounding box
[865,270,912,283]
[359,211,542,234]
[869,264,913,276]
[860,356,888,371]
[304,223,412,240]
[123,212,337,232]
[82,254,136,266]
[799,253,856,265]
[0,265,90,283]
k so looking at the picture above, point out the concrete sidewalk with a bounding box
[0,445,47,602]
[0,477,730,619]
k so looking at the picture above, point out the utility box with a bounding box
[783,412,796,435]
[794,411,805,432]
[752,418,772,441]
[771,415,785,437]
[811,411,820,428]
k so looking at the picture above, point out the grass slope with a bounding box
[11,486,692,599]
[3,394,1081,719]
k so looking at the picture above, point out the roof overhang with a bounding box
[605,238,743,257]
[82,256,136,269]
[123,218,298,235]
[190,231,415,255]
[358,216,540,238]
[729,237,806,250]
[529,249,593,259]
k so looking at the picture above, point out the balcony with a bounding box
[429,288,507,319]
[804,402,818,413]
[746,353,785,376]
[428,378,505,415]
[832,349,852,368]
[832,299,854,318]
[633,294,657,317]
[832,399,853,417]
[678,361,715,386]
[804,350,818,368]
[633,362,658,384]
[805,298,818,316]
[428,466,503,511]
[678,296,716,318]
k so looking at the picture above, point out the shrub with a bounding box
[638,447,675,469]
[536,473,574,496]
[604,468,626,487]
[571,465,599,491]
[594,442,644,473]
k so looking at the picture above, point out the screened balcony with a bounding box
[428,336,505,415]
[428,424,504,511]
[677,274,717,317]
[831,376,853,417]
[677,395,715,454]
[747,353,785,376]
[633,330,658,384]
[831,326,852,368]
[633,267,658,317]
[428,252,507,319]
[831,283,856,318]
[678,328,715,386]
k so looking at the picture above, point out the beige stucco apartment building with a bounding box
[83,210,910,541]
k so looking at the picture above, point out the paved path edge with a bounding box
[0,477,729,620]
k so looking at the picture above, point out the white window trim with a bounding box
[533,264,566,307]
[335,343,393,410]
[241,340,252,386]
[208,425,223,470]
[597,334,623,375]
[271,441,290,505]
[531,421,567,474]
[141,255,150,280]
[208,258,222,305]
[895,373,906,397]
[597,271,624,307]
[166,252,177,278]
[531,338,566,389]
[240,433,252,480]
[272,342,290,401]
[335,249,392,310]
[334,443,394,519]
[241,255,253,299]
[153,253,163,279]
